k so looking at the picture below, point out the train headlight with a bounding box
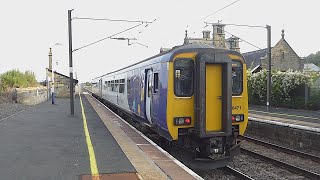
[235,115,241,121]
[232,114,244,122]
[174,117,192,126]
[178,118,185,125]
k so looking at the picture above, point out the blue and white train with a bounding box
[90,43,248,166]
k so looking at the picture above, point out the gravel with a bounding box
[229,154,307,180]
[241,140,320,174]
[246,134,320,157]
[0,103,30,120]
[195,169,237,180]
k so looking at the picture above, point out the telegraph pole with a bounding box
[266,25,271,111]
[68,9,74,116]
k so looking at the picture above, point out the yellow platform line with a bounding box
[79,93,100,180]
[249,109,319,120]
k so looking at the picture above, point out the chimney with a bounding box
[48,48,52,70]
[227,36,240,52]
[281,29,285,39]
[212,23,226,48]
[202,30,211,39]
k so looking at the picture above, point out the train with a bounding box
[89,43,248,168]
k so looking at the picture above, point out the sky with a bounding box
[0,0,319,83]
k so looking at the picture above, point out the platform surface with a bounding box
[249,105,320,129]
[0,95,135,179]
[0,92,201,180]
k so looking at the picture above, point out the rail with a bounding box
[241,147,320,180]
[240,135,320,163]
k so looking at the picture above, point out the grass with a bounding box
[0,69,38,93]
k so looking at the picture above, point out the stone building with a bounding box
[243,30,304,72]
[47,48,78,98]
[47,69,78,98]
[183,23,240,52]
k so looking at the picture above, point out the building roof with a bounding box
[304,63,320,72]
[47,68,79,84]
[242,48,268,69]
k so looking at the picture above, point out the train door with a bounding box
[145,69,153,124]
[195,52,232,137]
[99,79,103,97]
[206,64,222,131]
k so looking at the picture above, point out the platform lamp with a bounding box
[50,43,63,104]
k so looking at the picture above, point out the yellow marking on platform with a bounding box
[79,92,100,180]
[249,109,319,120]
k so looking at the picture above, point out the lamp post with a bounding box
[204,22,272,110]
[50,43,62,104]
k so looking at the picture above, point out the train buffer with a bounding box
[0,92,202,180]
[249,104,320,131]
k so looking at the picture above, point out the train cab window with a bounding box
[153,73,159,93]
[232,60,243,95]
[174,58,194,97]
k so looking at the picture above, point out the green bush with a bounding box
[247,69,319,110]
[0,69,38,92]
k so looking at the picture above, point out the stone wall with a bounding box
[261,39,304,71]
[245,120,320,152]
[16,87,48,105]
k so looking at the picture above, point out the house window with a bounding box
[282,51,285,59]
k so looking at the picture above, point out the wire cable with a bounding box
[216,26,263,50]
[205,22,266,29]
[202,0,241,20]
[73,23,143,52]
[73,17,154,24]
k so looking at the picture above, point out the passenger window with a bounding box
[111,80,114,91]
[174,58,194,97]
[153,73,159,93]
[148,74,152,97]
[119,79,125,93]
[127,79,131,94]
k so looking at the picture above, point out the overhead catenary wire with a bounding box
[216,25,263,50]
[205,22,266,29]
[73,17,156,24]
[73,23,144,52]
[201,0,241,20]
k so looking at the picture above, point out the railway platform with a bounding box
[247,105,320,154]
[249,105,320,131]
[0,92,202,180]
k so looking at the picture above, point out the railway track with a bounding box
[221,166,255,180]
[241,147,320,180]
[240,135,320,163]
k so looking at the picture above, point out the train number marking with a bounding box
[232,106,241,110]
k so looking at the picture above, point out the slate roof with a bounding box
[304,63,320,72]
[242,48,268,69]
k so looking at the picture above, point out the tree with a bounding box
[305,51,320,66]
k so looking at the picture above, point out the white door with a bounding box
[146,70,152,124]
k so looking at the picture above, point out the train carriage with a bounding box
[91,43,248,167]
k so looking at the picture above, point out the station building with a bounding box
[46,48,78,98]
[183,24,304,72]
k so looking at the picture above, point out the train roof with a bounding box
[92,43,242,80]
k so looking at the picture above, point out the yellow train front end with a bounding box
[166,47,248,166]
